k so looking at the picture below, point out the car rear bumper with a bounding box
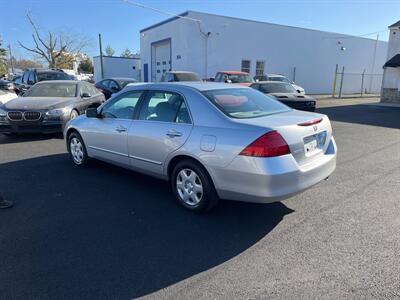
[211,136,337,203]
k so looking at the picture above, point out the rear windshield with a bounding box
[37,71,71,81]
[116,79,137,88]
[227,74,254,83]
[25,83,77,97]
[268,76,291,83]
[202,88,290,119]
[174,73,201,81]
[259,82,296,93]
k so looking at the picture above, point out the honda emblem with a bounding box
[313,125,318,132]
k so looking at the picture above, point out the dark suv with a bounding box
[16,68,71,95]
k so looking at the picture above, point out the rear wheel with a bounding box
[171,159,219,212]
[68,132,89,166]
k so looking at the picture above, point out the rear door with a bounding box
[83,90,144,166]
[128,90,193,175]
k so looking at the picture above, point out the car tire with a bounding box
[171,159,219,212]
[67,132,89,166]
[70,109,79,120]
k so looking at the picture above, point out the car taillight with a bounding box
[240,131,290,157]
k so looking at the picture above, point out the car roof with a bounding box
[219,71,249,75]
[167,71,198,74]
[266,74,285,77]
[255,81,289,84]
[125,82,246,92]
[35,80,80,84]
[105,77,137,81]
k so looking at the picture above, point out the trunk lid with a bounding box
[233,110,332,166]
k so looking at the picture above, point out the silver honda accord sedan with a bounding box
[64,82,337,212]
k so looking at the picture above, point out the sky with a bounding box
[1,0,399,62]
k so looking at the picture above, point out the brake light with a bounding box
[240,131,290,157]
[298,118,323,126]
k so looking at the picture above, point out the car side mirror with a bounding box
[297,89,301,93]
[111,86,119,92]
[81,92,91,98]
[226,79,232,84]
[86,107,100,118]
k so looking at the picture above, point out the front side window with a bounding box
[22,71,29,84]
[25,83,77,97]
[202,88,289,119]
[256,61,265,76]
[28,71,35,84]
[139,91,190,123]
[241,60,251,73]
[101,91,142,119]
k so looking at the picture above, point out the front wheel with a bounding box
[67,132,89,166]
[171,160,219,212]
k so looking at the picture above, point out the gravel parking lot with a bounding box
[0,99,399,299]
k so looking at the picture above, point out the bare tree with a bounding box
[18,13,90,68]
[105,45,115,56]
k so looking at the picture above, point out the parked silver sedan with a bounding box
[64,83,337,212]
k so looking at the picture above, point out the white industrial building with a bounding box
[140,11,388,94]
[381,20,400,103]
[93,55,141,82]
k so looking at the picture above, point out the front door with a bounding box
[128,90,192,175]
[83,90,144,166]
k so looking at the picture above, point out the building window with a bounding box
[256,61,265,76]
[241,60,251,73]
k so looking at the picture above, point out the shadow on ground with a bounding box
[0,154,293,299]
[317,104,400,129]
[0,133,63,144]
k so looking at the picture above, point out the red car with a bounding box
[213,71,254,86]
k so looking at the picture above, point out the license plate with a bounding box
[304,131,327,154]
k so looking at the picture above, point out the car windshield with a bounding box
[227,74,254,83]
[116,79,137,88]
[268,76,291,83]
[203,88,290,119]
[174,73,201,81]
[259,82,297,93]
[25,83,77,97]
[37,72,71,81]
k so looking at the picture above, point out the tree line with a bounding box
[1,13,138,76]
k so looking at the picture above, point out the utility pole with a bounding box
[7,44,14,74]
[99,34,104,80]
[369,33,379,93]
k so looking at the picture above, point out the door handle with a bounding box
[166,130,182,138]
[115,126,127,133]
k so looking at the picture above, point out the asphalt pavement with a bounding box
[0,99,399,299]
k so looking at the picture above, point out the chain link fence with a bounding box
[332,66,383,98]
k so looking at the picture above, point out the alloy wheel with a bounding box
[70,137,84,164]
[176,168,203,206]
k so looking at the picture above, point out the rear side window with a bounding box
[202,88,290,119]
[139,91,191,123]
